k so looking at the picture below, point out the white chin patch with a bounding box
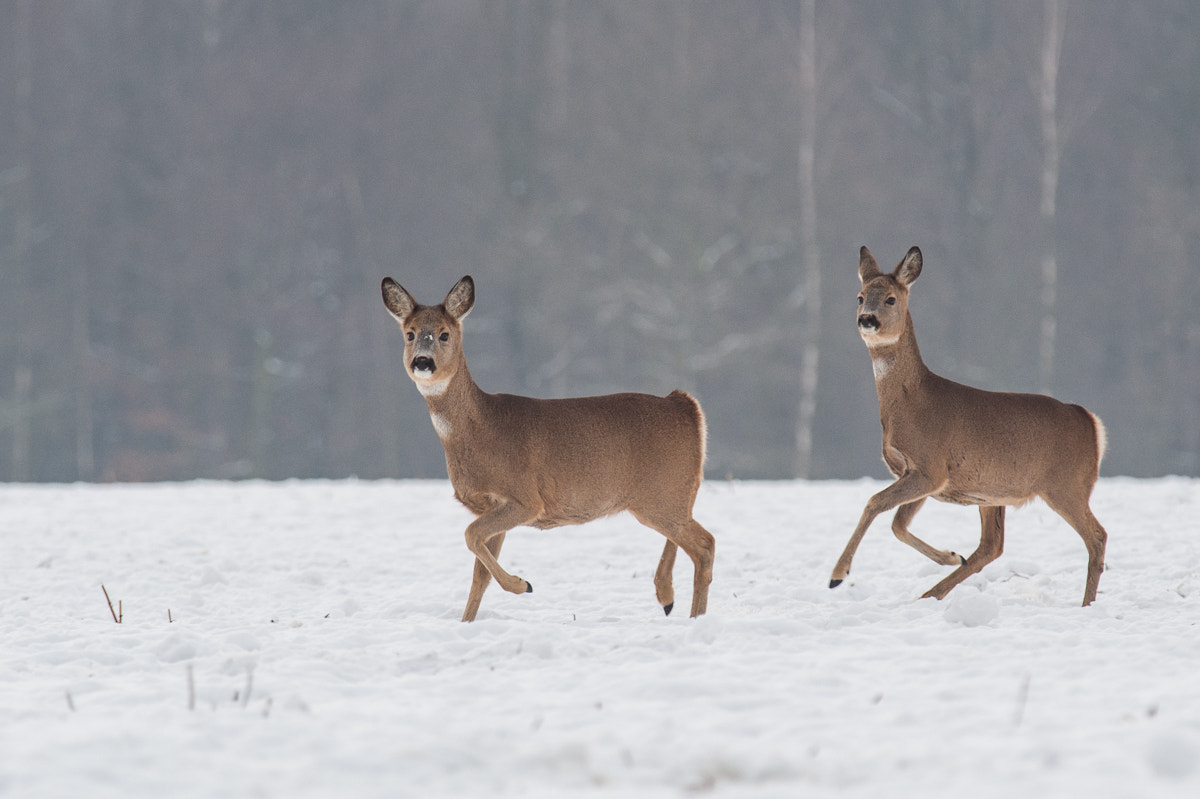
[862,330,900,347]
[415,377,449,397]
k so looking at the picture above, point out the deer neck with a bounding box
[866,314,929,403]
[420,362,485,442]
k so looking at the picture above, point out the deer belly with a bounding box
[933,484,1034,507]
[932,487,990,506]
[530,510,605,529]
[532,496,622,529]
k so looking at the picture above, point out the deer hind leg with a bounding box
[460,501,538,622]
[654,541,679,616]
[462,532,506,623]
[922,505,1005,600]
[633,511,714,618]
[891,498,966,567]
[1041,491,1108,606]
[831,470,942,588]
[678,520,715,617]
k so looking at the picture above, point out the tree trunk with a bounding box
[9,0,35,481]
[1038,0,1066,393]
[794,0,821,478]
[74,266,95,479]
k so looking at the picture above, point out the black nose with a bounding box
[858,314,880,331]
[411,356,435,373]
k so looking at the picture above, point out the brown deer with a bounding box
[830,246,1108,606]
[382,275,715,621]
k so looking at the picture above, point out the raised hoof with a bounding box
[663,602,674,617]
[524,580,533,594]
[829,578,843,589]
[959,554,968,566]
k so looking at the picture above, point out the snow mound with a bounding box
[942,588,1001,627]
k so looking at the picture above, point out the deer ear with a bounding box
[858,246,882,285]
[444,276,475,321]
[381,277,417,321]
[894,246,922,286]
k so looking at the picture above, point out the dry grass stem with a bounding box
[101,585,122,624]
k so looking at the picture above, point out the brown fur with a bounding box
[830,246,1108,606]
[382,275,714,621]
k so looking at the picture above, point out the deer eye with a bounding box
[885,297,897,306]
[406,331,415,341]
[439,332,450,342]
[857,296,864,305]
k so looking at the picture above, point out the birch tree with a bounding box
[1037,0,1066,393]
[6,0,35,481]
[794,0,821,478]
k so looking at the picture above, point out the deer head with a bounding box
[857,245,921,348]
[381,276,475,397]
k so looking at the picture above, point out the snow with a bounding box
[2,477,1198,798]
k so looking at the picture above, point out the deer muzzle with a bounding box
[858,314,880,333]
[411,356,436,376]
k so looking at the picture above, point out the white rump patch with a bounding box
[415,377,449,397]
[430,412,452,439]
[1090,411,1108,466]
[694,398,708,466]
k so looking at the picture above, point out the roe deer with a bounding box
[829,246,1108,606]
[382,275,715,621]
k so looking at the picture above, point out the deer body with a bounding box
[830,246,1108,606]
[383,276,714,621]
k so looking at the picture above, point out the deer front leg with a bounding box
[830,470,943,588]
[891,498,966,567]
[922,505,1005,600]
[462,531,506,622]
[461,501,537,622]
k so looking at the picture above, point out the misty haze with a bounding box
[1,1,1197,483]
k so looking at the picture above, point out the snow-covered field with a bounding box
[1,477,1198,798]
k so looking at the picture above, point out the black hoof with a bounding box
[524,580,533,593]
[829,578,843,589]
[663,602,674,616]
[959,554,968,566]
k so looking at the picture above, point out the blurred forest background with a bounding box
[1,0,1197,482]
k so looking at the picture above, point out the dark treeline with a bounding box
[1,1,1197,482]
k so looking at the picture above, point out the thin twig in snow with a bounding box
[101,585,121,623]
